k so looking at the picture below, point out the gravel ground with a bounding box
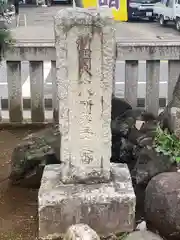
[0,128,40,240]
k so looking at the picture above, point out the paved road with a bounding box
[10,5,180,41]
[1,5,179,112]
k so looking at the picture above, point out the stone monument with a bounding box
[168,107,180,138]
[38,7,136,239]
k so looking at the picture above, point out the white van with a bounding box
[154,0,180,31]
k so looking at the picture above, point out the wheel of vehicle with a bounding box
[159,15,167,26]
[176,18,180,31]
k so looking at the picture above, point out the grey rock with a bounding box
[137,136,154,148]
[131,147,176,218]
[111,118,130,137]
[111,134,135,167]
[131,147,175,186]
[111,99,132,163]
[167,107,180,138]
[120,109,147,120]
[9,125,61,188]
[140,120,157,133]
[128,127,144,145]
[158,74,180,132]
[166,74,180,111]
[145,172,180,240]
[119,138,134,164]
[111,107,147,164]
[110,98,132,163]
[111,98,132,121]
[136,221,147,231]
[128,120,157,148]
[63,224,100,240]
[111,109,148,137]
[125,231,163,240]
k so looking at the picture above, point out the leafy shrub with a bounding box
[153,125,180,163]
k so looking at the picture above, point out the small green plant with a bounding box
[153,125,180,163]
[116,232,128,240]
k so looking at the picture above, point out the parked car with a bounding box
[128,0,161,21]
[154,0,180,31]
[51,0,71,4]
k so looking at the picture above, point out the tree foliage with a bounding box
[0,0,14,59]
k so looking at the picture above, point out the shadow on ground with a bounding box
[0,129,39,240]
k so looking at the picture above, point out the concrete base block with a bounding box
[38,163,136,240]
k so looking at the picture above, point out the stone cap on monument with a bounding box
[54,7,115,29]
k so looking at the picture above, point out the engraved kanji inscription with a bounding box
[76,35,92,79]
[80,150,94,164]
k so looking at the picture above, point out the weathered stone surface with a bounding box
[159,107,180,136]
[136,221,147,231]
[131,147,175,186]
[125,231,163,240]
[38,163,136,239]
[111,98,132,121]
[145,172,180,240]
[168,107,180,138]
[131,147,176,217]
[111,100,133,164]
[9,125,61,188]
[158,74,180,132]
[63,224,100,240]
[54,7,115,184]
[111,108,157,164]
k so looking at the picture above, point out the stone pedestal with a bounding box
[39,163,136,239]
[38,7,136,239]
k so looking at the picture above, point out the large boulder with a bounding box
[145,172,180,240]
[131,147,176,218]
[111,109,153,137]
[111,97,132,120]
[111,99,132,163]
[128,118,157,147]
[111,107,152,163]
[9,125,61,188]
[125,231,163,240]
[131,148,175,186]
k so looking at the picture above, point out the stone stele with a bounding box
[169,107,180,138]
[54,7,116,184]
[38,7,136,239]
